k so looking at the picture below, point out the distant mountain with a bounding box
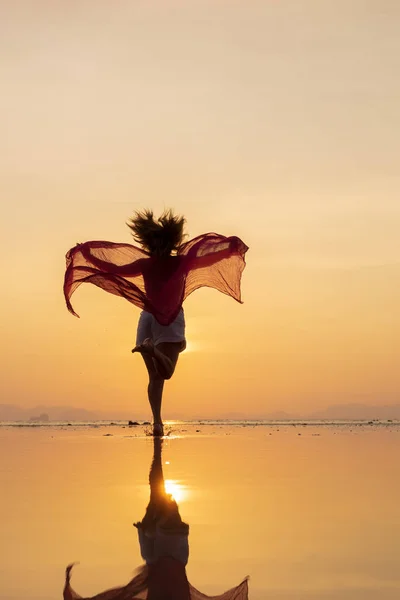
[209,405,400,421]
[201,405,400,421]
[0,404,102,421]
[214,410,293,420]
[260,410,294,420]
[1,403,399,422]
[29,413,49,423]
[307,403,400,420]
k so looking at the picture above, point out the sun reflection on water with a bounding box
[164,479,187,503]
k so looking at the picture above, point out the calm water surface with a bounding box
[1,424,399,599]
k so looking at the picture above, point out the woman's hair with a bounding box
[127,209,186,256]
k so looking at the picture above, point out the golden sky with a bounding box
[1,1,400,418]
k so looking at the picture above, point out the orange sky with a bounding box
[1,1,400,418]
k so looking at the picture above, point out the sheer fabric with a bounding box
[63,564,249,600]
[64,234,248,325]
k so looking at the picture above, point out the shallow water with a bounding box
[1,424,400,599]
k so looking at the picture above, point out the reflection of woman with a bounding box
[64,439,249,600]
[133,437,190,599]
[63,209,248,436]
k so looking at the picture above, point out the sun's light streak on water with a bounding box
[164,479,187,503]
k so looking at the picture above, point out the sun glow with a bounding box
[164,479,186,503]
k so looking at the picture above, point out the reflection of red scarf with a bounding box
[64,234,248,325]
[63,562,249,600]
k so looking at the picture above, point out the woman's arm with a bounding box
[78,243,145,277]
[188,236,248,270]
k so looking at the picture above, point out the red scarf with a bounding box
[64,233,248,325]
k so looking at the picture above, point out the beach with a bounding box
[1,422,400,600]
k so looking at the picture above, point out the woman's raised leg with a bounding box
[133,340,182,380]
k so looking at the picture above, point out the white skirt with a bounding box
[136,309,186,351]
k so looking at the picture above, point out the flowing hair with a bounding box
[127,209,186,256]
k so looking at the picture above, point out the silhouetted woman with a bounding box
[64,210,248,436]
[64,438,249,600]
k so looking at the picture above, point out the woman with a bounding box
[64,209,248,436]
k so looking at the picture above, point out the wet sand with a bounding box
[1,423,400,599]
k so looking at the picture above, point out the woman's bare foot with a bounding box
[132,338,155,355]
[153,423,164,437]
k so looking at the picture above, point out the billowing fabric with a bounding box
[64,234,248,325]
[63,564,249,600]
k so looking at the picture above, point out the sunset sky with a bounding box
[1,1,400,418]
